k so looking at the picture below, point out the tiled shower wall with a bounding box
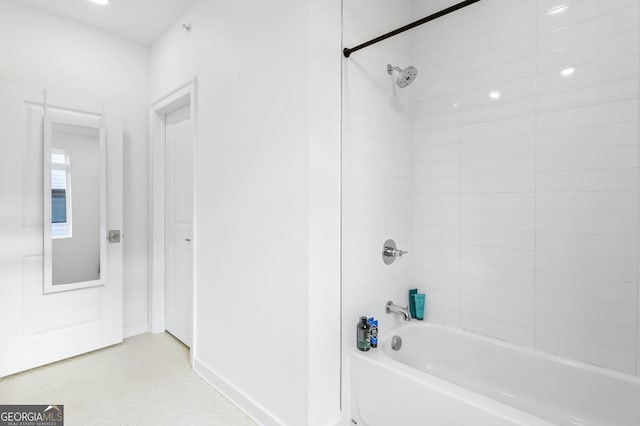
[343,0,640,376]
[412,0,639,375]
[342,0,415,355]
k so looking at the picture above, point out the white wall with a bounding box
[343,0,640,377]
[307,0,342,424]
[0,0,150,336]
[150,1,341,424]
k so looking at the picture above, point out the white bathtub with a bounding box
[350,322,640,426]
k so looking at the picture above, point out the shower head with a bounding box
[387,64,418,88]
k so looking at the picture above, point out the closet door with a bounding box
[164,103,193,347]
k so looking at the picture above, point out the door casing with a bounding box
[149,79,198,362]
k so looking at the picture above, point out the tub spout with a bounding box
[385,300,411,321]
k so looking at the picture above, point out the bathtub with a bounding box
[350,322,640,426]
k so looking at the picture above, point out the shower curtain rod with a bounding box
[343,0,482,58]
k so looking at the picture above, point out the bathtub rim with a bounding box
[380,321,640,386]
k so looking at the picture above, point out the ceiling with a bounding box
[18,0,196,44]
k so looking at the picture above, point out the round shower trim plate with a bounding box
[383,239,397,265]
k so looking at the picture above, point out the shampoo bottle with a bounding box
[368,317,378,348]
[415,294,425,320]
[409,289,418,318]
[356,316,371,351]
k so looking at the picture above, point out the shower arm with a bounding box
[387,65,402,75]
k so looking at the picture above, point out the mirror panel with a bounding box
[44,116,106,293]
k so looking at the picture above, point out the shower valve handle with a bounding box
[384,247,409,257]
[384,246,407,258]
[382,239,407,265]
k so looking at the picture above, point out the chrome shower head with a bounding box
[387,64,418,88]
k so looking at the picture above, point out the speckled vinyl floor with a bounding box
[0,332,255,426]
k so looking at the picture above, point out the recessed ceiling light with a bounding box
[561,67,575,77]
[547,5,568,15]
[489,91,501,101]
[89,0,109,5]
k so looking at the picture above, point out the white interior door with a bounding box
[164,103,193,347]
[0,82,123,377]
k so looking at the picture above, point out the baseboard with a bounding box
[123,323,149,338]
[193,357,284,426]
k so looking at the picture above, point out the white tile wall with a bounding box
[410,0,639,374]
[343,0,640,376]
[342,0,415,368]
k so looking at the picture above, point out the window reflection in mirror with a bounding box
[51,150,72,239]
[50,123,101,286]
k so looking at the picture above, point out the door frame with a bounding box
[149,78,198,360]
